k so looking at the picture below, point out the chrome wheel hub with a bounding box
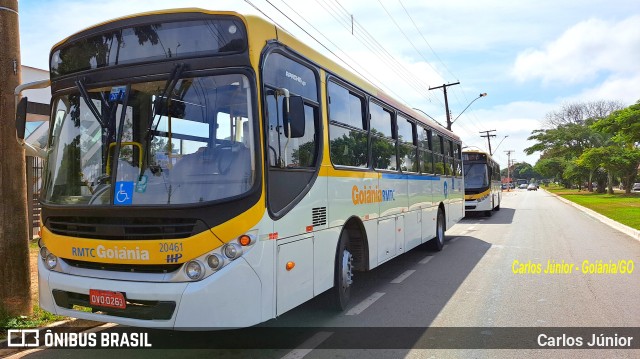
[341,249,353,288]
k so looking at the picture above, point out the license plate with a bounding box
[89,289,126,309]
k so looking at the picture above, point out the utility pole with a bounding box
[429,82,459,131]
[504,150,514,191]
[0,0,32,316]
[479,129,496,155]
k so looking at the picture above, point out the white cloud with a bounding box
[566,73,640,104]
[511,15,640,85]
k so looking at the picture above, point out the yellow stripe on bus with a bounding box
[322,165,381,179]
[41,201,266,265]
[465,188,491,200]
[41,226,223,265]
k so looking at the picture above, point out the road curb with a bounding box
[1,318,104,357]
[545,189,640,242]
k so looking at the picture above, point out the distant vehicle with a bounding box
[519,184,528,189]
[463,150,502,217]
[632,183,640,192]
[527,183,538,191]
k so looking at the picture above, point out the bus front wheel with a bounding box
[331,231,353,311]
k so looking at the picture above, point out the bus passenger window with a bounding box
[328,81,367,168]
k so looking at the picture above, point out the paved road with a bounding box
[10,189,640,358]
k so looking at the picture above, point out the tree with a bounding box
[534,156,566,183]
[592,100,640,144]
[527,101,623,190]
[590,100,640,193]
[541,100,624,128]
[0,0,32,317]
[578,146,640,194]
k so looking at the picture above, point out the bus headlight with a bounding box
[223,243,242,260]
[45,253,58,270]
[206,254,224,271]
[185,260,205,280]
[39,246,50,259]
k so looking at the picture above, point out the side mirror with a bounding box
[283,95,305,138]
[15,97,28,142]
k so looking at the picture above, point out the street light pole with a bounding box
[450,93,487,130]
[429,82,459,131]
[504,150,514,191]
[493,135,509,154]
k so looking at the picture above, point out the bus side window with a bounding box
[328,81,368,168]
[418,126,433,174]
[370,101,397,171]
[265,90,319,168]
[432,133,444,175]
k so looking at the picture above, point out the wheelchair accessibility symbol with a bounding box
[114,181,134,205]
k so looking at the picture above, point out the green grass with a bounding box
[0,239,68,340]
[1,305,65,329]
[0,305,67,340]
[546,184,640,230]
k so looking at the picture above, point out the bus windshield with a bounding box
[43,73,255,206]
[464,162,489,189]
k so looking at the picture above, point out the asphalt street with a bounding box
[8,189,640,358]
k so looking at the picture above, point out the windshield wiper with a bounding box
[75,79,108,128]
[140,63,188,180]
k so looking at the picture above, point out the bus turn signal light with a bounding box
[238,234,252,246]
[286,261,295,271]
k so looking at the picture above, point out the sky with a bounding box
[17,0,640,169]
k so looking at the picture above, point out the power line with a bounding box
[397,0,457,82]
[321,0,443,105]
[376,0,443,82]
[250,0,376,94]
[275,0,412,103]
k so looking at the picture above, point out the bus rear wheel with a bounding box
[429,209,445,251]
[331,231,353,311]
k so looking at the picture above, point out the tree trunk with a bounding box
[607,171,614,195]
[0,0,32,317]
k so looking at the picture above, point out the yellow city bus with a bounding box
[16,8,464,329]
[462,150,501,216]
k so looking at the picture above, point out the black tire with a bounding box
[429,208,445,251]
[494,204,501,211]
[331,231,353,311]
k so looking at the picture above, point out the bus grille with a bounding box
[62,258,181,274]
[46,217,203,240]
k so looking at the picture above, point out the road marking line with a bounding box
[280,331,333,359]
[345,292,385,315]
[468,226,477,230]
[419,256,433,264]
[390,270,416,284]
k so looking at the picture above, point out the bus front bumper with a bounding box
[38,256,263,329]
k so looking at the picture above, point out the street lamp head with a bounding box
[449,92,488,129]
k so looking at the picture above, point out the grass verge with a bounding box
[0,239,68,340]
[545,184,640,230]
